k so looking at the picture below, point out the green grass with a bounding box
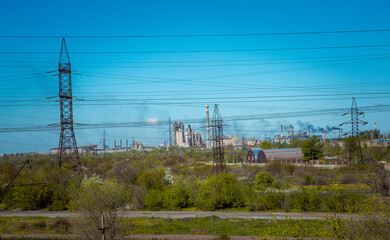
[124,216,331,237]
[0,216,337,238]
[0,217,72,235]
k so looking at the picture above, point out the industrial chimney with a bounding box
[307,126,310,136]
[323,130,326,142]
[206,104,211,149]
[375,122,377,131]
[289,125,292,135]
[281,125,283,137]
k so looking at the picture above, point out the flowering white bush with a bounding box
[163,168,174,185]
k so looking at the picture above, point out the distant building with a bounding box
[246,148,304,164]
[224,134,260,147]
[173,121,203,147]
[50,144,98,154]
[132,141,143,150]
[173,121,185,146]
[274,125,321,144]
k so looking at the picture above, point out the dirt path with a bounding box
[0,210,357,220]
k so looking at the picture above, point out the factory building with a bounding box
[173,121,203,147]
[246,148,304,163]
[224,134,261,147]
[274,125,322,144]
[173,121,185,146]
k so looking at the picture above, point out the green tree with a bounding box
[72,176,131,240]
[198,173,244,210]
[289,138,303,148]
[260,141,275,149]
[255,171,274,190]
[301,137,324,162]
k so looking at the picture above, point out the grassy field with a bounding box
[0,216,335,238]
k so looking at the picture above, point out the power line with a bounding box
[0,104,389,133]
[1,53,390,64]
[1,56,390,68]
[1,44,390,54]
[0,28,389,38]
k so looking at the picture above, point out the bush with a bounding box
[2,174,52,210]
[144,189,167,210]
[72,177,131,240]
[197,173,244,210]
[136,169,166,190]
[49,218,72,233]
[165,183,193,209]
[255,171,274,190]
[287,188,321,211]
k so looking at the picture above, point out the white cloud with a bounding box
[146,118,159,124]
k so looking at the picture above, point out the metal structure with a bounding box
[206,104,211,149]
[211,104,226,173]
[339,97,367,164]
[57,38,82,175]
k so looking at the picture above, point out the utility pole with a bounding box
[98,214,111,240]
[339,97,368,164]
[57,38,82,176]
[211,104,226,174]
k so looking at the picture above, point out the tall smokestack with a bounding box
[375,122,377,131]
[292,125,294,136]
[308,126,310,136]
[289,125,292,135]
[206,104,211,149]
[281,125,283,137]
[323,130,326,142]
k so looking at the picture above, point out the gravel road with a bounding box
[0,210,357,220]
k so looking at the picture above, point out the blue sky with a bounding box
[0,0,390,153]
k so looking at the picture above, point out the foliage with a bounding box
[144,189,166,210]
[71,177,131,240]
[2,173,52,210]
[136,168,166,190]
[255,171,274,190]
[165,182,193,209]
[284,164,296,176]
[259,141,275,149]
[197,173,244,210]
[365,165,390,196]
[301,136,324,161]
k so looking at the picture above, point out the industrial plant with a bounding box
[172,121,203,147]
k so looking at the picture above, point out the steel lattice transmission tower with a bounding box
[211,104,226,174]
[339,97,367,164]
[57,38,82,175]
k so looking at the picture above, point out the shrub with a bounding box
[144,189,167,210]
[165,183,193,209]
[265,161,283,176]
[136,169,166,190]
[2,174,52,210]
[284,164,296,176]
[197,173,244,210]
[304,175,314,185]
[49,218,72,233]
[255,171,274,190]
[72,177,131,240]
